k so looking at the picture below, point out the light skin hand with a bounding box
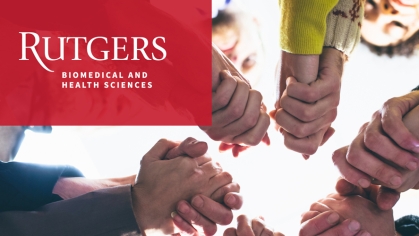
[333,95,419,195]
[131,138,233,235]
[202,66,270,157]
[164,137,243,236]
[308,189,395,235]
[271,48,344,158]
[223,215,284,236]
[300,210,368,236]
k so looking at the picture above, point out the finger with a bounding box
[355,230,371,236]
[381,93,419,153]
[165,137,209,160]
[223,228,238,236]
[286,70,340,104]
[364,112,419,170]
[376,186,400,210]
[171,211,199,236]
[300,211,340,236]
[332,146,372,188]
[236,215,255,236]
[300,211,321,223]
[262,133,271,146]
[207,172,234,195]
[224,192,243,210]
[335,178,367,198]
[251,217,266,236]
[191,194,234,225]
[167,139,208,160]
[275,108,336,138]
[201,161,223,179]
[317,219,361,236]
[213,70,238,112]
[282,127,327,155]
[195,154,213,166]
[211,182,240,203]
[280,87,339,122]
[320,127,335,146]
[220,90,265,142]
[309,202,331,213]
[142,139,178,164]
[232,145,251,158]
[346,132,403,189]
[176,201,217,236]
[231,111,270,146]
[212,80,250,128]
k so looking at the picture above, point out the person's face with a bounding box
[362,0,419,46]
[212,15,264,87]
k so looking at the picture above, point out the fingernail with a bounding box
[226,195,236,205]
[407,161,418,171]
[358,179,370,188]
[390,176,402,187]
[327,213,339,225]
[348,220,360,232]
[177,202,190,214]
[192,196,204,208]
[171,212,182,223]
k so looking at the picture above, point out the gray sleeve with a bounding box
[0,185,141,236]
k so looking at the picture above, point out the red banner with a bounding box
[0,0,212,125]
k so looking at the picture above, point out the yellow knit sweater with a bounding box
[280,0,364,56]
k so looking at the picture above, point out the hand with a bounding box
[165,137,243,236]
[300,210,368,236]
[223,215,284,236]
[271,48,344,158]
[333,96,419,194]
[131,138,234,235]
[335,177,400,211]
[308,189,395,235]
[202,66,270,157]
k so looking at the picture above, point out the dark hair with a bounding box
[212,10,236,29]
[361,30,419,57]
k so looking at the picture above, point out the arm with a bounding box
[0,161,83,212]
[273,0,364,158]
[0,185,141,236]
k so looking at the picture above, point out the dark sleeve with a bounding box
[395,215,419,236]
[0,185,141,236]
[0,161,84,212]
[412,85,419,91]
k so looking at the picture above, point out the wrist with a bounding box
[131,185,173,235]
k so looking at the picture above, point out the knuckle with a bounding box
[250,89,263,101]
[346,148,361,165]
[292,124,307,138]
[243,113,259,130]
[364,131,382,151]
[305,143,318,155]
[214,94,231,109]
[304,90,319,103]
[332,148,345,165]
[301,108,316,122]
[261,228,274,236]
[374,165,387,179]
[221,172,233,183]
[230,106,245,121]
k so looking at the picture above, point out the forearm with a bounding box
[280,0,338,54]
[52,175,136,200]
[0,185,140,236]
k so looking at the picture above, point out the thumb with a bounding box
[142,139,178,164]
[165,137,208,160]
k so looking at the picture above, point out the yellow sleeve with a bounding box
[280,0,338,55]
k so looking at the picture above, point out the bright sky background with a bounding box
[15,0,419,235]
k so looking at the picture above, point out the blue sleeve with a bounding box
[0,161,83,212]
